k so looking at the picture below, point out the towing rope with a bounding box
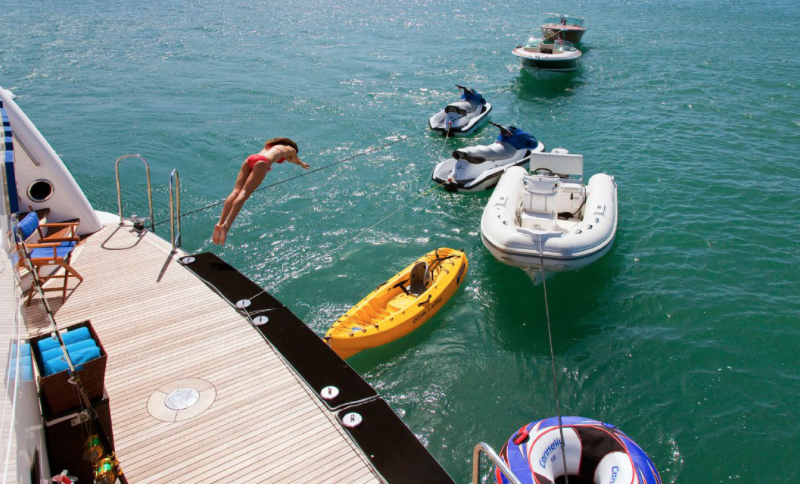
[150,86,511,228]
[538,232,570,484]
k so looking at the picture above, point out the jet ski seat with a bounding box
[444,101,475,116]
[452,142,516,163]
[408,262,430,296]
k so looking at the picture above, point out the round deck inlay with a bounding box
[164,388,200,410]
[147,378,216,422]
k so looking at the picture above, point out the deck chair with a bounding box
[15,212,83,306]
[408,261,430,296]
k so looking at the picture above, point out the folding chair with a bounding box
[15,212,83,305]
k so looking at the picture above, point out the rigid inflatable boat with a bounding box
[495,417,661,484]
[324,248,467,359]
[512,38,582,78]
[431,124,544,193]
[480,151,616,279]
[428,85,492,136]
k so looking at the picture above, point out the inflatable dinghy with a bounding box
[480,151,616,279]
[431,123,544,192]
[495,417,661,484]
[428,85,491,136]
[324,248,468,359]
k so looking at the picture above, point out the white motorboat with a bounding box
[541,14,587,44]
[480,151,616,281]
[431,123,544,193]
[512,37,582,78]
[428,85,492,136]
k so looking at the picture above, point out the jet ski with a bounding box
[431,123,544,192]
[428,85,492,137]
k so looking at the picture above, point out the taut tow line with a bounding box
[151,86,512,227]
[538,232,570,484]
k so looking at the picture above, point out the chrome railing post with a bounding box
[472,442,522,484]
[168,169,181,251]
[115,154,155,232]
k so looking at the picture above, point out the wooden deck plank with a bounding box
[22,224,380,483]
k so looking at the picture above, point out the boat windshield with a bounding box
[542,16,584,27]
[522,37,577,52]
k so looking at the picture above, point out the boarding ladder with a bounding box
[115,155,182,251]
[472,442,522,484]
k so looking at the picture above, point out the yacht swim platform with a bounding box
[19,222,453,483]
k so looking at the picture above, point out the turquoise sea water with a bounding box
[3,0,800,481]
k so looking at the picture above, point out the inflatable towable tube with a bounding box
[496,417,661,484]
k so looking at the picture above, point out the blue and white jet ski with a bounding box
[431,123,544,192]
[428,85,492,137]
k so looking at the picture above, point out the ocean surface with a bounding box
[3,0,800,481]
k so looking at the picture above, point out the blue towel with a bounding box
[44,346,102,376]
[10,343,31,358]
[37,327,92,353]
[41,339,97,362]
[7,363,34,382]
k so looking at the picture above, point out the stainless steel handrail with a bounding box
[168,169,181,251]
[472,442,523,484]
[115,154,155,232]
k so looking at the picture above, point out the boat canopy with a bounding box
[461,88,486,106]
[522,37,578,52]
[542,15,584,27]
[497,126,538,150]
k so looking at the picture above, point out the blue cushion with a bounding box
[17,212,39,240]
[7,363,34,382]
[41,339,97,362]
[37,327,92,353]
[44,346,102,376]
[30,241,75,260]
[10,343,31,358]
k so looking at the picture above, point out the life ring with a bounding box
[496,417,661,484]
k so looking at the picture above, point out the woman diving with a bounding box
[212,137,309,245]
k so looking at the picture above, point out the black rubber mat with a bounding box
[180,252,282,310]
[338,399,456,484]
[180,252,377,409]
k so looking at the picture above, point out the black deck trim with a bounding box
[180,252,376,409]
[338,399,456,484]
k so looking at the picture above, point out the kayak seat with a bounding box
[408,261,430,296]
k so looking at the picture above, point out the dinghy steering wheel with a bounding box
[532,167,555,176]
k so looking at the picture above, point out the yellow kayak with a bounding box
[324,248,468,359]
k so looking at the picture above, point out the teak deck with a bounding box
[22,224,381,484]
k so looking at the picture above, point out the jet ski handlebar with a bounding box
[489,121,510,135]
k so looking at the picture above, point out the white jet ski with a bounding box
[428,85,492,137]
[480,151,617,282]
[431,123,544,192]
